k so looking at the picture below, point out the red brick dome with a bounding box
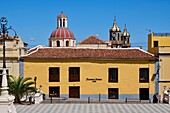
[50,27,75,39]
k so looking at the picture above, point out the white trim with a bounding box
[137,48,155,56]
[21,45,45,57]
[22,46,154,57]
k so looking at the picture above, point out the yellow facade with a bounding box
[148,33,170,94]
[24,59,155,99]
[148,33,170,55]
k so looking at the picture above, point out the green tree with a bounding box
[8,75,36,103]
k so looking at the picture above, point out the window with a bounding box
[66,41,69,47]
[60,19,62,27]
[49,41,52,47]
[123,37,127,43]
[73,41,74,47]
[63,19,65,27]
[108,68,118,82]
[49,86,60,97]
[69,67,80,82]
[108,88,119,99]
[69,86,80,98]
[118,34,120,40]
[154,41,158,47]
[49,67,60,82]
[57,41,60,47]
[139,68,149,83]
[140,88,149,100]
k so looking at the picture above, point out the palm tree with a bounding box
[8,75,36,103]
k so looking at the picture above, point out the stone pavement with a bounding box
[16,104,170,113]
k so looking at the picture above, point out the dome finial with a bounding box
[124,24,126,29]
[114,16,116,22]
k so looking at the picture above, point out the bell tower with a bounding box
[121,24,131,48]
[109,17,122,48]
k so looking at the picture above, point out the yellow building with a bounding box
[22,46,155,100]
[20,13,156,100]
[148,33,170,94]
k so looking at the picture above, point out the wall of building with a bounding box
[77,44,107,48]
[0,60,19,77]
[148,33,170,55]
[148,33,170,94]
[159,55,170,93]
[23,59,155,99]
[0,36,27,77]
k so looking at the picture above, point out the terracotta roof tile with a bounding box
[78,36,105,44]
[22,47,155,60]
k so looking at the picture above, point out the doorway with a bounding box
[108,88,119,99]
[139,88,149,100]
[69,86,80,98]
[49,86,60,97]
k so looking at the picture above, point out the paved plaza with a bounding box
[16,104,170,113]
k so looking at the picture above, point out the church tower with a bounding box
[109,18,122,48]
[109,18,131,48]
[121,24,131,48]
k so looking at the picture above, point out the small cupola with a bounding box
[122,24,130,37]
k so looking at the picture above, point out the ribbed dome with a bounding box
[50,27,75,39]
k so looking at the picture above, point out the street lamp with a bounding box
[34,76,37,89]
[0,17,18,96]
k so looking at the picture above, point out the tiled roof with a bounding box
[78,36,105,44]
[22,47,155,60]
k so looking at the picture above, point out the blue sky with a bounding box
[1,0,170,50]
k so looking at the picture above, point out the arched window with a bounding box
[57,41,60,47]
[66,41,69,47]
[124,38,127,43]
[118,33,120,40]
[63,19,65,27]
[60,19,62,27]
[49,41,52,47]
[73,41,74,47]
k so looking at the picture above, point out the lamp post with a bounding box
[34,76,37,89]
[0,17,18,96]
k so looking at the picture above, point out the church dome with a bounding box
[50,27,75,39]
